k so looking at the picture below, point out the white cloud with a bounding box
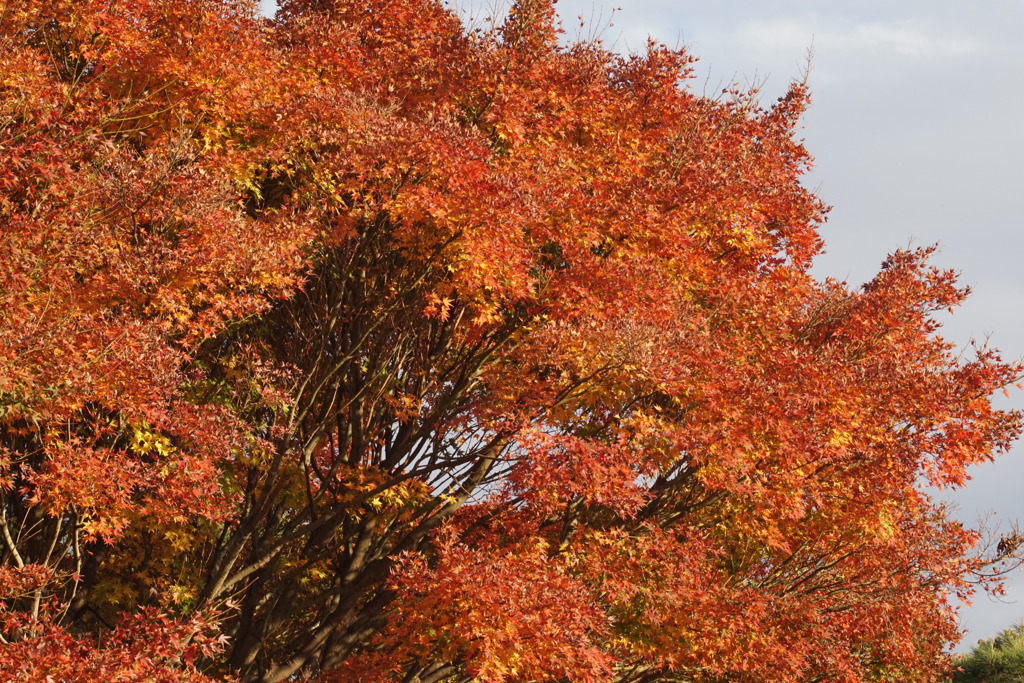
[732,17,986,59]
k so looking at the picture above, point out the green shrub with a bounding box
[955,622,1024,682]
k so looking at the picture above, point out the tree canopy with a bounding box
[955,622,1024,683]
[0,0,1020,681]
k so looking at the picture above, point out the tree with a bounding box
[0,0,1019,681]
[954,622,1024,682]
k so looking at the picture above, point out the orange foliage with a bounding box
[0,0,1019,681]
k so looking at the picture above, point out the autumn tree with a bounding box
[0,0,1019,681]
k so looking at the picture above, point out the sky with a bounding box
[259,0,1024,650]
